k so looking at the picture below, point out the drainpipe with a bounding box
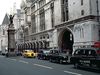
[96,0,99,22]
[89,0,92,15]
[96,0,100,41]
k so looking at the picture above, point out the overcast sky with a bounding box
[0,0,21,24]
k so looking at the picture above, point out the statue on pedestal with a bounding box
[9,15,14,24]
[9,14,15,27]
[7,14,16,57]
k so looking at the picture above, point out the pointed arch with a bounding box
[58,27,74,54]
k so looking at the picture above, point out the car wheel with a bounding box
[38,57,40,59]
[49,58,52,62]
[23,55,26,58]
[74,63,79,69]
[59,59,63,64]
[6,53,9,57]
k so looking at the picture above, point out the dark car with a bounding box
[71,47,100,70]
[37,49,50,60]
[49,49,71,64]
[15,51,22,56]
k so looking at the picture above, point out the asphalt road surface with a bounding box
[0,55,100,75]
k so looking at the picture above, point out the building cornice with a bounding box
[55,15,99,29]
[28,28,54,36]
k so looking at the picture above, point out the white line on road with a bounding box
[64,71,82,75]
[9,58,17,61]
[34,64,53,69]
[19,60,29,64]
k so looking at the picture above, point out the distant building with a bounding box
[0,14,9,51]
[13,9,23,48]
[0,9,23,52]
[16,0,100,53]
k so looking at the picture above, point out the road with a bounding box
[0,55,99,75]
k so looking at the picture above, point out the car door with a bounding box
[80,49,96,67]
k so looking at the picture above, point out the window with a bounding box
[31,14,36,33]
[61,0,69,22]
[31,5,35,12]
[47,35,49,39]
[85,50,89,55]
[39,9,45,31]
[74,50,80,55]
[3,29,5,35]
[90,50,96,56]
[81,10,84,15]
[46,42,49,47]
[39,0,46,7]
[50,2,54,27]
[81,0,83,5]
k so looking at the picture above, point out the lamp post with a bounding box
[21,25,25,50]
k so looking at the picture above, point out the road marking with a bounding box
[8,58,16,61]
[19,60,29,64]
[34,64,53,69]
[64,71,82,75]
[10,59,17,61]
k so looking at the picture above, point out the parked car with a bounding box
[15,50,22,56]
[1,49,8,55]
[49,49,71,64]
[37,49,50,60]
[22,50,36,58]
[71,47,100,70]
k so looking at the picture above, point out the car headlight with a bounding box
[63,56,67,58]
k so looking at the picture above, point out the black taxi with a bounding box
[71,47,100,70]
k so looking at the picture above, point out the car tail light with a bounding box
[93,42,100,48]
[96,50,100,55]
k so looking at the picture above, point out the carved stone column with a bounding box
[7,19,16,57]
[7,24,15,52]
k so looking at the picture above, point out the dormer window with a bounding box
[81,10,84,15]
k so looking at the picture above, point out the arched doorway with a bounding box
[58,28,74,54]
[39,41,43,49]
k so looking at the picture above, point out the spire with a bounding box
[13,2,17,14]
[20,0,26,8]
[2,13,9,25]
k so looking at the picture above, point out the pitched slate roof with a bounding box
[2,13,9,25]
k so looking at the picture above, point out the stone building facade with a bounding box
[17,0,100,53]
[0,14,9,52]
[0,9,22,52]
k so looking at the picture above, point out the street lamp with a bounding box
[21,25,25,50]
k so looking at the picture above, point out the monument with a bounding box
[6,14,16,57]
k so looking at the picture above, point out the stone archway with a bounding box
[35,42,39,51]
[32,42,35,49]
[29,42,33,49]
[39,41,43,49]
[27,43,31,49]
[18,44,21,50]
[58,28,74,54]
[24,43,27,49]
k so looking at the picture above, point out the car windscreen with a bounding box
[43,51,50,54]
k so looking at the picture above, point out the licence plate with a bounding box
[80,60,90,63]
